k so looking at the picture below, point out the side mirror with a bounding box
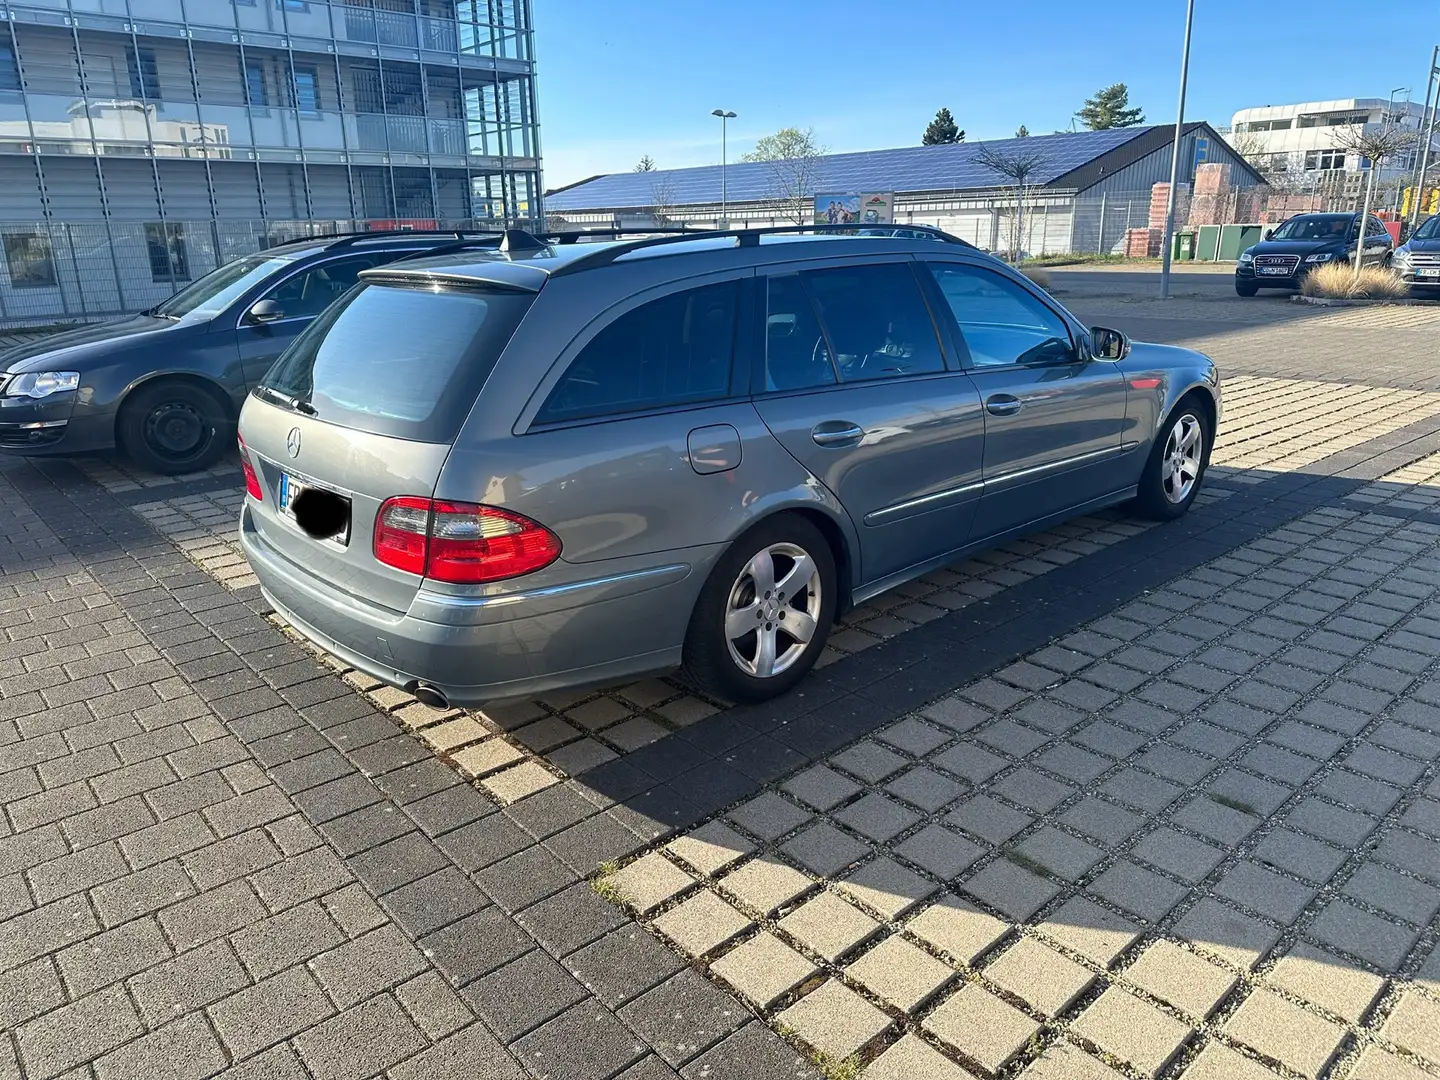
[1263,229,1273,240]
[246,299,285,324]
[1090,326,1130,361]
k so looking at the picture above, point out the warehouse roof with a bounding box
[544,125,1237,212]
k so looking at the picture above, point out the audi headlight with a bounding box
[1238,250,1254,263]
[3,371,80,398]
[1304,252,1336,263]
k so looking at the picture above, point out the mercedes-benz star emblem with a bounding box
[286,428,302,458]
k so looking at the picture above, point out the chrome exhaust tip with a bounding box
[407,682,451,710]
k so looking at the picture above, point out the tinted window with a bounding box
[803,263,945,382]
[764,273,835,392]
[265,256,379,319]
[153,253,301,320]
[1369,218,1388,236]
[537,281,738,423]
[925,263,1073,367]
[1270,215,1351,240]
[260,282,533,442]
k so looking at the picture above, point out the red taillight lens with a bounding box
[238,435,262,501]
[373,497,561,584]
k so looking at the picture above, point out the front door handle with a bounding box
[986,395,1023,417]
[811,422,865,448]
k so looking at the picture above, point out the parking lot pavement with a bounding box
[1,285,1439,1080]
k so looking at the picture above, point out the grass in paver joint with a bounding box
[811,1052,862,1080]
[591,861,624,904]
[1206,793,1261,817]
[1002,850,1054,877]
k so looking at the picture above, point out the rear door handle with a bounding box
[986,395,1023,417]
[811,422,865,448]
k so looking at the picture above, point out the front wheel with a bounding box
[1134,399,1211,521]
[118,380,232,475]
[1235,280,1258,297]
[682,516,837,704]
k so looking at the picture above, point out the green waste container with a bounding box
[1173,231,1196,261]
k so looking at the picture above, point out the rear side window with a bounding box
[259,282,533,442]
[536,280,739,424]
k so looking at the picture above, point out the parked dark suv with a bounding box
[1235,212,1394,295]
[0,231,504,473]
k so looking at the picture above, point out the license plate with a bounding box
[278,473,350,545]
[1258,266,1290,275]
[1417,268,1440,278]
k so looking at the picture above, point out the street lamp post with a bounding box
[712,109,736,227]
[1388,87,1409,215]
[1413,48,1440,232]
[1158,0,1196,299]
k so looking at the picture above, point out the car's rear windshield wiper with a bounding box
[256,385,317,415]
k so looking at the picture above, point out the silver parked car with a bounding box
[237,226,1220,708]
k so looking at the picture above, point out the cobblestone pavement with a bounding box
[1,281,1439,1080]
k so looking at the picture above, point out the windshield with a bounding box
[153,253,302,318]
[1269,215,1352,242]
[1413,216,1440,241]
[258,281,533,442]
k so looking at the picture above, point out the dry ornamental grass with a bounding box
[1300,261,1409,300]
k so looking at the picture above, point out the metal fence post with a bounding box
[1097,193,1107,254]
[62,223,87,317]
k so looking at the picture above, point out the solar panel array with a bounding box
[545,127,1155,212]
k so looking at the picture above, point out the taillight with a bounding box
[374,497,561,584]
[238,434,262,501]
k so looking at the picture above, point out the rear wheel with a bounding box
[118,380,232,475]
[682,515,836,704]
[1134,397,1210,521]
[1235,280,1258,297]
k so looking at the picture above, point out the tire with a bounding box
[682,515,837,704]
[1133,395,1211,521]
[117,379,233,475]
[1234,280,1258,297]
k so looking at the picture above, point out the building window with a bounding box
[127,46,160,100]
[244,60,267,106]
[276,0,309,10]
[145,224,189,283]
[3,234,56,288]
[1304,149,1346,171]
[0,44,20,92]
[291,66,319,113]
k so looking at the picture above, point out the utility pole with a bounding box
[1410,47,1439,232]
[1159,0,1196,299]
[712,109,736,227]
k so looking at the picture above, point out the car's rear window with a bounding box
[258,281,533,442]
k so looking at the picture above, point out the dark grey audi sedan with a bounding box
[0,231,502,473]
[237,226,1221,707]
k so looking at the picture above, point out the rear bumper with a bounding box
[240,502,708,705]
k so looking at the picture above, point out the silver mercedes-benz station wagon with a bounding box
[236,226,1220,708]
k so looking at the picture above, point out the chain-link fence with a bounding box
[0,217,530,330]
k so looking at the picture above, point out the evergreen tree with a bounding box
[1015,125,1030,138]
[1076,84,1145,130]
[634,155,656,172]
[922,108,964,145]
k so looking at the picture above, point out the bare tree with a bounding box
[741,126,828,224]
[649,176,679,225]
[975,143,1049,260]
[1329,122,1417,281]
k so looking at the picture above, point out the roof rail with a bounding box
[386,226,697,263]
[546,222,970,278]
[321,228,499,249]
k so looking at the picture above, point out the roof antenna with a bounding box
[498,228,545,253]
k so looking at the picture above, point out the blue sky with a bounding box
[536,0,1440,188]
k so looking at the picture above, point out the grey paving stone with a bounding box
[0,894,100,972]
[248,846,351,913]
[833,793,918,843]
[463,947,590,1043]
[55,915,172,997]
[894,824,983,880]
[829,741,909,785]
[652,890,752,958]
[782,765,862,812]
[1307,899,1418,971]
[1215,861,1317,923]
[419,906,536,987]
[388,1024,525,1080]
[292,993,428,1080]
[209,965,336,1059]
[26,841,129,905]
[1174,898,1281,972]
[961,858,1058,922]
[92,1012,226,1080]
[395,971,474,1040]
[1131,827,1226,884]
[1101,768,1184,814]
[677,1022,819,1080]
[127,939,249,1027]
[1015,826,1103,882]
[712,931,818,1010]
[564,925,686,1009]
[1039,896,1139,968]
[838,856,935,920]
[0,958,66,1031]
[928,742,1008,785]
[518,881,628,958]
[1089,859,1188,922]
[781,821,870,878]
[885,765,965,812]
[475,845,579,914]
[514,1001,647,1079]
[379,865,490,939]
[1060,797,1144,846]
[946,794,1033,844]
[15,984,143,1080]
[1343,861,1440,925]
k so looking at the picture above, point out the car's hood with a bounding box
[1250,239,1348,256]
[1121,341,1212,369]
[0,314,189,373]
[1400,237,1440,253]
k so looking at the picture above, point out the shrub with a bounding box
[1020,266,1052,290]
[1301,262,1408,300]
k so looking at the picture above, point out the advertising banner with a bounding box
[814,192,895,225]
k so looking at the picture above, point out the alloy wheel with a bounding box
[724,541,822,679]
